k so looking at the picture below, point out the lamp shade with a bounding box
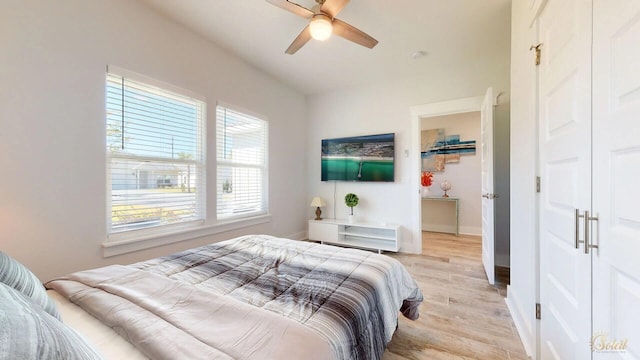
[310,197,326,207]
[309,14,332,41]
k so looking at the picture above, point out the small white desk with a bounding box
[421,196,459,236]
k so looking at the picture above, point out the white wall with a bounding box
[306,15,512,253]
[505,1,539,357]
[420,112,481,235]
[0,0,513,280]
[0,0,308,280]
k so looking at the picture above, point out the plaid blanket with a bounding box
[52,235,423,359]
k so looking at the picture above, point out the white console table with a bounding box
[421,196,459,236]
[308,219,400,254]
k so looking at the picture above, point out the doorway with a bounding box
[419,112,482,237]
[410,93,510,284]
[410,95,484,255]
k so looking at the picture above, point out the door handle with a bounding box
[575,209,599,254]
[482,193,490,199]
[583,210,599,254]
[482,193,499,199]
[575,209,584,249]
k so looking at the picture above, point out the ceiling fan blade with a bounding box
[332,18,378,49]
[285,24,312,54]
[320,0,350,18]
[266,0,314,19]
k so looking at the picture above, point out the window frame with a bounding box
[215,102,269,222]
[104,65,207,243]
[102,69,272,258]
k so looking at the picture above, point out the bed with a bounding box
[3,235,423,360]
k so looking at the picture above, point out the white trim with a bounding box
[410,95,484,254]
[421,224,482,237]
[410,96,484,119]
[215,104,269,222]
[286,231,308,241]
[107,65,206,102]
[105,66,207,240]
[216,100,268,123]
[506,286,536,358]
[103,214,271,257]
[421,224,457,235]
[459,226,482,236]
[527,0,548,27]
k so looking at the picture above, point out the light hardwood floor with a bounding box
[383,232,529,360]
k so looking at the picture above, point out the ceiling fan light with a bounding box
[309,15,332,41]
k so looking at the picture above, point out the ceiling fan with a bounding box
[266,0,379,54]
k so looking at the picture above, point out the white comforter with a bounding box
[47,235,423,359]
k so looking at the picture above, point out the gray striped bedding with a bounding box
[0,251,60,320]
[48,235,423,359]
[0,282,103,360]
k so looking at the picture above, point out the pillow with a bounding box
[0,282,104,360]
[0,251,60,320]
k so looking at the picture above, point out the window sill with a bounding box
[102,214,272,257]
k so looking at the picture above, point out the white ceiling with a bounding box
[136,0,511,95]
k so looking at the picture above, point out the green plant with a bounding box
[344,193,359,215]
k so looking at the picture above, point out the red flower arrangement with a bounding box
[421,171,433,187]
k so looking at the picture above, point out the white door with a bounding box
[480,87,495,285]
[538,0,593,358]
[592,0,640,356]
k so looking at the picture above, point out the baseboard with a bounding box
[422,224,481,236]
[422,224,455,234]
[459,226,481,236]
[286,231,308,241]
[505,285,536,359]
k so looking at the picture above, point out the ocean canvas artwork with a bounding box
[321,133,394,182]
[421,128,476,172]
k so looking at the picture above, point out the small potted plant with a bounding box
[344,193,359,223]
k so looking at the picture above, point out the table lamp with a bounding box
[310,197,327,220]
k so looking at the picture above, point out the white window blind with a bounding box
[106,67,206,234]
[216,105,268,220]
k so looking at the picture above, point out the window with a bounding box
[216,105,268,220]
[106,66,206,235]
